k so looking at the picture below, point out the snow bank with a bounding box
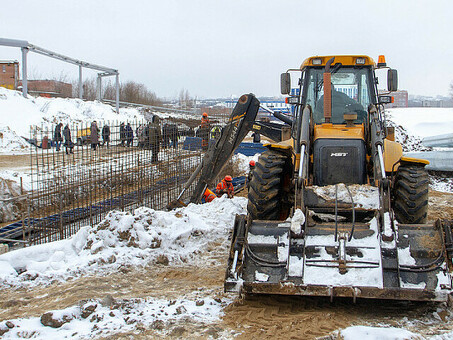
[430,175,453,193]
[0,88,42,138]
[34,96,142,125]
[0,87,147,154]
[0,178,25,223]
[0,170,32,191]
[231,152,259,175]
[0,126,30,154]
[0,296,226,339]
[0,196,247,287]
[386,107,453,139]
[340,325,418,340]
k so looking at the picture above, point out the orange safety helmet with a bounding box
[202,112,208,117]
[224,175,233,182]
[249,160,255,167]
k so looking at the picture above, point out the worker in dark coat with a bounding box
[126,123,134,147]
[216,175,234,198]
[102,124,110,148]
[162,124,170,149]
[63,124,74,154]
[120,122,126,146]
[252,132,261,143]
[54,123,63,151]
[90,121,99,150]
[149,116,162,163]
[169,124,179,149]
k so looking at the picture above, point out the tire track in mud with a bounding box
[222,295,352,339]
[221,295,449,339]
[0,263,226,321]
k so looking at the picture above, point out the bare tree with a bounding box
[103,80,161,106]
[82,78,97,101]
[70,78,96,99]
[68,77,161,104]
[179,88,192,108]
[52,71,72,98]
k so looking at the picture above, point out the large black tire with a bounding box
[393,163,429,224]
[247,149,290,220]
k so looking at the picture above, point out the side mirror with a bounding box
[281,73,291,95]
[378,95,394,104]
[387,69,398,92]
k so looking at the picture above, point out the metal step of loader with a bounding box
[225,215,453,302]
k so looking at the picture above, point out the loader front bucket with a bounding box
[225,215,453,302]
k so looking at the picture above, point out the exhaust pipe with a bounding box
[323,57,335,123]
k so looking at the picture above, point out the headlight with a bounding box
[312,58,322,65]
[356,57,366,65]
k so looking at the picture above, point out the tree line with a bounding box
[75,79,163,106]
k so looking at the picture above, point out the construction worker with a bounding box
[216,175,234,198]
[202,188,216,203]
[200,112,210,151]
[210,126,221,140]
[251,131,261,143]
[90,121,99,150]
[247,160,255,189]
[102,124,110,148]
[54,123,63,151]
[63,124,74,155]
[148,116,162,163]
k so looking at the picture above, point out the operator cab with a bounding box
[281,55,397,186]
[308,67,372,124]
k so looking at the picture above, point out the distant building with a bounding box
[20,79,73,98]
[225,97,291,121]
[408,96,453,108]
[379,89,408,108]
[259,99,291,114]
[0,60,19,90]
[422,99,445,108]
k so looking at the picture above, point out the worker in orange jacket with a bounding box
[200,112,210,151]
[202,188,216,203]
[216,176,234,198]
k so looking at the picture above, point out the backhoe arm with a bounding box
[189,94,260,203]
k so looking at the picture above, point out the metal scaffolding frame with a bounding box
[0,38,120,113]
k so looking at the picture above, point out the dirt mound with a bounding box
[428,190,453,221]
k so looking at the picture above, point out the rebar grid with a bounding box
[26,117,208,245]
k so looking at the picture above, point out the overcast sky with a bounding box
[1,0,452,99]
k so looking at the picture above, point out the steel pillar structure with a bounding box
[96,72,117,102]
[115,74,120,114]
[96,75,102,100]
[78,65,83,99]
[0,38,120,112]
[21,47,28,97]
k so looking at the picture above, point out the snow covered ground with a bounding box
[0,196,246,338]
[0,87,148,155]
[0,196,247,288]
[0,193,452,338]
[386,107,453,140]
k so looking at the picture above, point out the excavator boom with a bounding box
[189,94,260,203]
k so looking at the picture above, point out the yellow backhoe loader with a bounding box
[173,55,453,302]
